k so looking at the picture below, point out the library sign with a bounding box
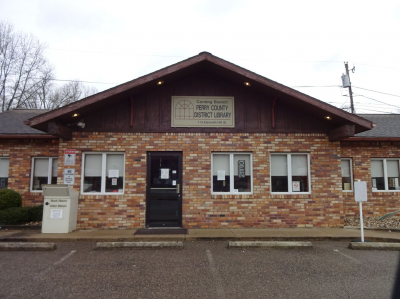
[171,96,234,128]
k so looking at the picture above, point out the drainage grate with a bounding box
[134,229,188,235]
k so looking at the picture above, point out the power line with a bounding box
[355,107,397,114]
[355,95,400,109]
[49,79,118,85]
[352,86,400,98]
[290,85,339,88]
[46,48,400,71]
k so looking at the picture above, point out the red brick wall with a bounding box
[341,141,400,217]
[0,138,59,206]
[58,132,344,229]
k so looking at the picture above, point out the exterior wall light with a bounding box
[157,81,164,85]
[73,113,79,117]
[325,116,332,120]
[244,82,251,86]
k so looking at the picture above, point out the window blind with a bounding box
[0,158,9,177]
[85,155,102,176]
[271,155,288,176]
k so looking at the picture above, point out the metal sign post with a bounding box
[354,180,368,242]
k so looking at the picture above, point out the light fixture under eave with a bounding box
[157,80,164,85]
[77,120,85,128]
[72,113,79,117]
[244,82,251,86]
[324,116,332,120]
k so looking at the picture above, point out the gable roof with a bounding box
[26,52,374,134]
[0,109,54,138]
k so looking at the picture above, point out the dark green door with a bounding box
[146,152,182,227]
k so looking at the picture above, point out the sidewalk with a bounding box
[1,227,400,243]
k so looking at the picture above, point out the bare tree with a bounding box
[44,81,97,110]
[0,21,52,112]
[1,20,97,112]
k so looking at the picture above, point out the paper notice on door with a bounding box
[161,168,170,179]
[172,180,176,186]
[217,170,225,181]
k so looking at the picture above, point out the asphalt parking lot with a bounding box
[1,241,399,299]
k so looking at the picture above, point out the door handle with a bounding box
[176,184,180,193]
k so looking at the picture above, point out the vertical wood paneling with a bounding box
[133,95,146,129]
[246,92,260,131]
[287,107,302,131]
[146,90,160,130]
[80,71,332,133]
[160,85,172,129]
[260,97,271,131]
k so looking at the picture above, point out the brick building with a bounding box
[1,52,399,229]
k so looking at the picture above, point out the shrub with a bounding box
[0,207,30,225]
[0,189,22,210]
[28,205,43,222]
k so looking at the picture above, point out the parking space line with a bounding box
[333,249,362,264]
[6,250,77,299]
[54,250,77,266]
[206,250,226,299]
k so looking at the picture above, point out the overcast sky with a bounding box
[1,0,400,114]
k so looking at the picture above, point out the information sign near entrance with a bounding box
[146,152,182,227]
[354,180,368,242]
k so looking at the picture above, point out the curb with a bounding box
[229,241,313,249]
[348,242,400,251]
[2,236,400,243]
[344,226,400,232]
[0,225,41,230]
[95,241,184,249]
[0,242,56,251]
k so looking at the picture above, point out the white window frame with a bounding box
[371,158,400,192]
[270,153,311,194]
[211,152,253,195]
[0,157,10,189]
[30,157,58,192]
[81,152,125,195]
[341,158,353,192]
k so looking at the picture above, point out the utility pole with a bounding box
[344,62,355,114]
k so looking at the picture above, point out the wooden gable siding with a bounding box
[82,72,332,133]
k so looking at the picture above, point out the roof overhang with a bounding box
[342,137,400,142]
[26,52,374,137]
[0,134,56,139]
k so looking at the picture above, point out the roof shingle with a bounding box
[0,109,49,135]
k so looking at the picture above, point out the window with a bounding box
[341,159,353,191]
[371,159,400,191]
[212,153,252,194]
[271,153,310,193]
[0,157,9,189]
[82,153,125,194]
[31,157,58,191]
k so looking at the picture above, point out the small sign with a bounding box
[217,170,225,181]
[108,169,119,178]
[292,181,300,192]
[50,209,63,219]
[111,178,117,185]
[161,168,170,179]
[63,169,75,185]
[172,180,176,186]
[64,149,76,166]
[238,160,245,178]
[354,181,368,202]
